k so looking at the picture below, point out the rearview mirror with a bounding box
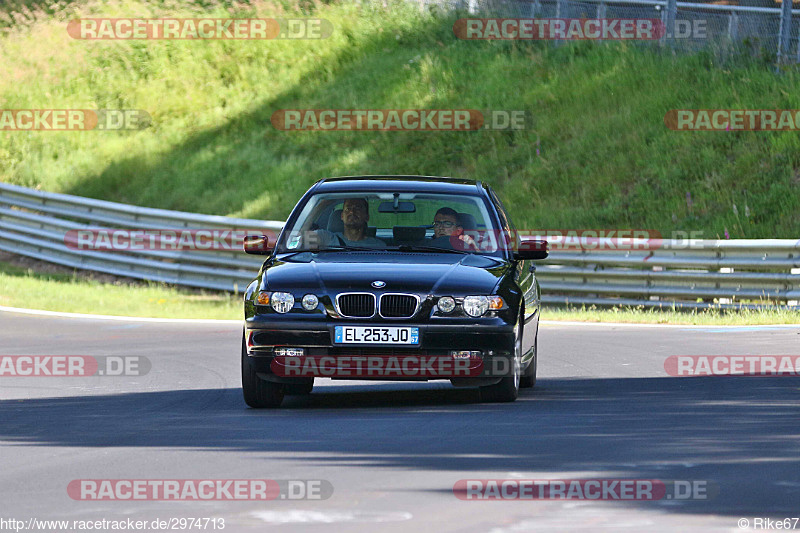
[243,234,272,255]
[378,201,416,213]
[514,238,548,260]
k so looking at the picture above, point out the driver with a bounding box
[314,197,385,248]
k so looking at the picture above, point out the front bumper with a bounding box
[244,316,516,382]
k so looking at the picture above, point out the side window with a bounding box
[489,188,516,231]
[488,188,520,254]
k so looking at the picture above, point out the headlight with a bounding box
[270,292,295,313]
[302,294,319,311]
[437,296,456,314]
[463,295,489,317]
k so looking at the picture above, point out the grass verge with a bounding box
[0,261,242,319]
[544,305,800,325]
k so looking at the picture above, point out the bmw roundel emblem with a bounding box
[371,280,386,288]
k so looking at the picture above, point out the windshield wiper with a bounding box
[311,245,384,252]
[278,246,383,255]
[392,245,472,254]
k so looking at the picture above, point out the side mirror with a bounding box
[514,238,548,260]
[243,234,272,255]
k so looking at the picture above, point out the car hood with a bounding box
[263,252,509,295]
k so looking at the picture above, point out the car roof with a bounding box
[313,175,485,195]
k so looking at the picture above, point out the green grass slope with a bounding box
[1,0,799,238]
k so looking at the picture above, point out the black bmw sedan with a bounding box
[241,176,547,407]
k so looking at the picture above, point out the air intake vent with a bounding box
[337,293,376,318]
[379,294,419,318]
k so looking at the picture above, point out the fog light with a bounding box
[437,296,456,314]
[451,350,482,359]
[463,296,489,317]
[274,347,304,357]
[302,293,319,311]
[271,292,295,313]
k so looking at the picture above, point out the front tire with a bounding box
[520,334,537,389]
[480,320,522,403]
[241,335,284,408]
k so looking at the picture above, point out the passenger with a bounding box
[430,207,477,250]
[431,207,460,239]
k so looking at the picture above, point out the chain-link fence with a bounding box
[413,0,800,62]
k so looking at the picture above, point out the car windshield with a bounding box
[276,192,504,256]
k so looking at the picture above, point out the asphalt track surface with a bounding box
[1,309,798,532]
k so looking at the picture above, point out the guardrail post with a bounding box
[778,0,793,63]
[526,0,540,17]
[790,267,800,306]
[554,0,565,45]
[727,11,738,42]
[796,23,800,63]
[664,0,677,45]
[718,267,733,304]
[597,2,607,42]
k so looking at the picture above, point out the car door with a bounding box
[488,188,539,358]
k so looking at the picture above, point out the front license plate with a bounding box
[334,326,419,345]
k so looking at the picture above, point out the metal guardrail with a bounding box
[1,182,799,309]
[0,183,277,292]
